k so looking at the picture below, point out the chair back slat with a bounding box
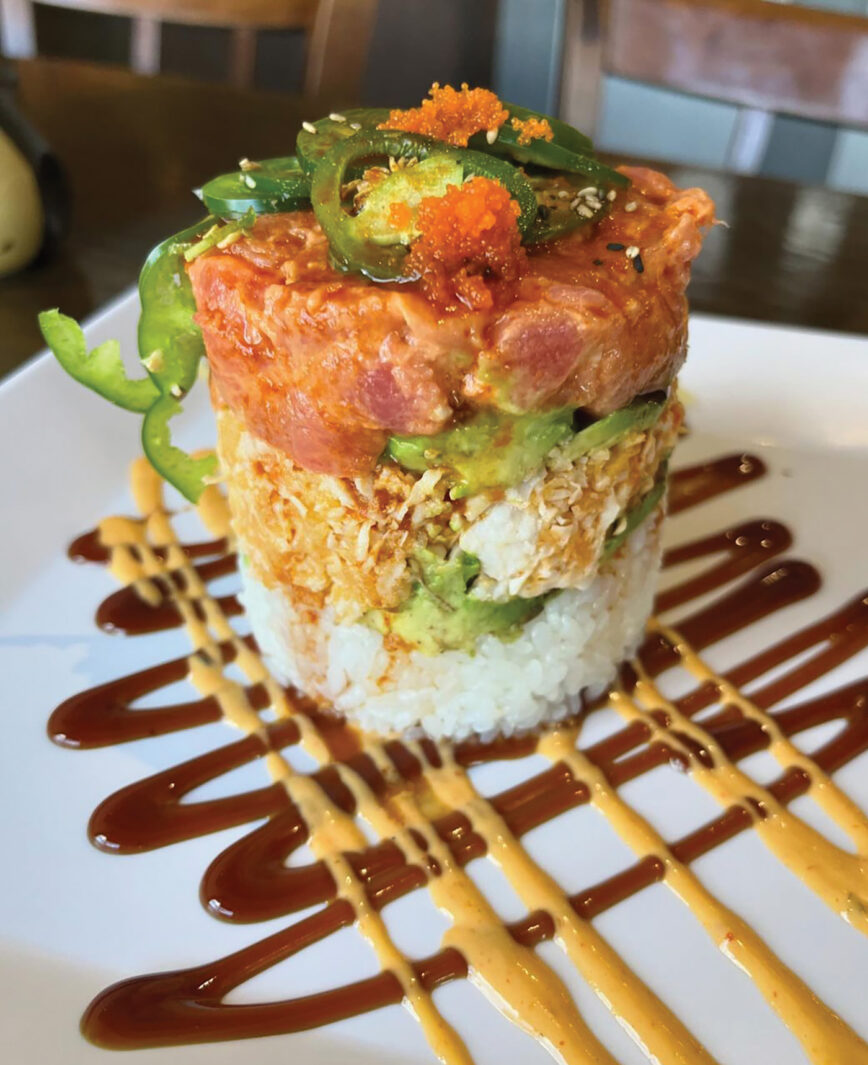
[606,0,868,129]
[304,0,376,100]
[228,26,257,88]
[1,0,376,93]
[1,0,37,58]
[130,16,159,75]
[560,0,604,135]
[22,0,317,29]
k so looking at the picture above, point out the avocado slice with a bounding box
[364,467,667,656]
[386,394,666,499]
[602,464,668,560]
[386,407,575,499]
[354,156,464,246]
[364,548,548,655]
[561,394,666,464]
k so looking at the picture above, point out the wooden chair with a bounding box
[0,0,378,96]
[560,0,868,172]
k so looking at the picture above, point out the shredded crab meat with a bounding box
[216,396,682,624]
[461,399,682,600]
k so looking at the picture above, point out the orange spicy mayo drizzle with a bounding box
[51,451,868,1063]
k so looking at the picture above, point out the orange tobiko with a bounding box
[379,83,508,148]
[405,176,526,311]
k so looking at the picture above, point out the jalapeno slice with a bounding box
[296,108,391,176]
[311,130,538,282]
[468,103,627,188]
[499,102,593,157]
[141,394,217,503]
[199,156,310,218]
[39,309,160,412]
[138,216,216,396]
[527,173,612,244]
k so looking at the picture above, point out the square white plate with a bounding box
[1,291,867,1064]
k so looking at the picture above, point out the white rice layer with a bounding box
[240,513,663,740]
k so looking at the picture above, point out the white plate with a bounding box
[1,291,867,1065]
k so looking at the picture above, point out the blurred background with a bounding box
[3,0,865,191]
[0,0,866,370]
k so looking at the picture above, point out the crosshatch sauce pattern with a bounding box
[50,452,868,1065]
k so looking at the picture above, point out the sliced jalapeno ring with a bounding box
[296,108,391,176]
[526,173,611,244]
[311,130,538,283]
[141,394,218,504]
[138,216,216,396]
[467,103,627,187]
[200,156,310,218]
[502,102,593,156]
[39,308,160,412]
[476,132,628,187]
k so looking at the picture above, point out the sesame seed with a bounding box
[586,196,602,210]
[350,122,362,130]
[606,189,617,202]
[624,201,638,212]
[577,205,594,218]
[486,128,499,144]
[329,112,346,122]
[557,190,570,199]
[606,242,625,251]
[570,197,581,210]
[633,253,645,274]
[625,245,639,259]
[578,186,597,197]
[302,121,317,134]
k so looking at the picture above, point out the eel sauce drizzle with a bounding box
[50,451,868,1065]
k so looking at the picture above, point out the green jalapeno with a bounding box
[137,216,216,396]
[41,217,217,411]
[40,214,219,501]
[311,131,538,282]
[296,108,391,176]
[484,102,593,159]
[602,462,668,559]
[526,173,612,244]
[38,309,160,412]
[141,394,217,503]
[469,103,627,188]
[199,156,310,218]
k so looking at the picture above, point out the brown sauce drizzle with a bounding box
[97,553,240,634]
[52,452,868,1060]
[667,452,766,514]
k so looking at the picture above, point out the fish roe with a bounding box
[388,201,413,231]
[379,83,508,148]
[511,115,554,146]
[405,176,526,311]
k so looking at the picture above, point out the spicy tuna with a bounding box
[40,83,716,739]
[190,165,711,477]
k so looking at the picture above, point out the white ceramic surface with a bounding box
[1,291,867,1064]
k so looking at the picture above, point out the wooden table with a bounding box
[2,57,867,376]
